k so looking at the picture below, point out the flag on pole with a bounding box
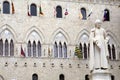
[87,12,92,18]
[21,45,25,57]
[79,12,83,19]
[64,9,68,15]
[39,5,44,16]
[27,5,31,16]
[11,1,15,14]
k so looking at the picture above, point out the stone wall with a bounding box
[0,0,120,80]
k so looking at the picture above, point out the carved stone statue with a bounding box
[89,19,109,72]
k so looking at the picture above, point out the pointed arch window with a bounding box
[79,43,82,52]
[59,74,64,80]
[103,9,110,21]
[112,44,116,60]
[56,6,62,18]
[5,39,9,56]
[33,41,36,57]
[59,42,62,58]
[108,44,111,59]
[0,39,3,56]
[30,4,37,16]
[63,42,67,58]
[10,39,14,56]
[3,1,10,14]
[28,41,31,57]
[54,42,58,58]
[32,74,38,80]
[84,43,87,59]
[88,43,90,58]
[81,8,86,20]
[38,41,41,57]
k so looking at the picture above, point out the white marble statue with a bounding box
[89,19,109,72]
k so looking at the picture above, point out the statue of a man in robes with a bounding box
[89,19,109,72]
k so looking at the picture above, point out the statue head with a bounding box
[95,19,102,29]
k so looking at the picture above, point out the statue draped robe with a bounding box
[89,28,109,71]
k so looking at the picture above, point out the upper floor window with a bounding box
[54,41,67,58]
[54,42,58,58]
[112,44,116,60]
[108,44,111,59]
[63,42,67,58]
[28,40,31,57]
[27,40,41,57]
[56,6,62,18]
[10,39,14,56]
[33,41,36,57]
[81,8,86,20]
[79,33,89,59]
[0,39,3,56]
[103,9,110,21]
[5,39,9,56]
[59,42,62,58]
[107,35,117,60]
[3,1,10,14]
[30,4,37,16]
[38,41,41,57]
[84,43,87,59]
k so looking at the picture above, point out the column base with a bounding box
[90,69,111,80]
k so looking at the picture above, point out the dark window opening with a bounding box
[30,4,37,16]
[103,9,110,21]
[81,8,86,20]
[59,74,64,80]
[56,6,62,18]
[84,43,87,59]
[32,74,38,80]
[108,44,111,59]
[112,44,116,60]
[3,1,10,14]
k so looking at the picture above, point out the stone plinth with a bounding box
[90,69,111,80]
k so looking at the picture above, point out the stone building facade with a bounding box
[0,0,120,80]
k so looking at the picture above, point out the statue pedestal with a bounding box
[90,69,111,80]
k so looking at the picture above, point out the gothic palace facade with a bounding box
[0,0,120,80]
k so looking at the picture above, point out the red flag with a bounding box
[11,2,15,14]
[64,9,68,15]
[21,46,25,57]
[39,5,44,15]
[27,5,31,16]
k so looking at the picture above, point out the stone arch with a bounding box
[76,29,90,44]
[0,24,16,42]
[25,27,45,43]
[107,30,120,60]
[50,28,70,44]
[107,30,119,46]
